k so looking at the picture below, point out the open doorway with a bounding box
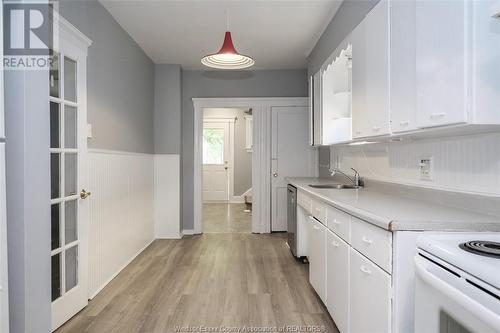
[202,108,253,233]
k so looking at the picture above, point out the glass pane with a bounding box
[65,200,77,244]
[64,57,77,102]
[49,51,59,98]
[51,254,61,301]
[65,153,77,196]
[50,102,60,148]
[64,105,77,148]
[203,128,224,165]
[51,204,60,250]
[51,153,60,199]
[65,246,78,292]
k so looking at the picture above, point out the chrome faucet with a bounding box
[330,167,363,188]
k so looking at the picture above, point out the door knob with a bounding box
[273,172,278,177]
[80,189,91,199]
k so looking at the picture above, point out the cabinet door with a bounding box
[313,71,322,145]
[415,0,468,128]
[390,0,417,133]
[308,217,326,302]
[352,0,391,139]
[326,230,349,333]
[349,248,391,333]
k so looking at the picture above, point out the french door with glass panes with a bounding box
[49,19,91,331]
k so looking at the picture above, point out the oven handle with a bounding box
[415,258,500,331]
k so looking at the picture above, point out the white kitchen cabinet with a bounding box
[390,0,417,133]
[308,216,327,303]
[349,248,391,333]
[312,71,322,146]
[415,0,468,128]
[326,230,349,333]
[351,0,390,139]
[391,0,500,132]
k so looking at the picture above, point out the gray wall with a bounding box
[5,57,51,332]
[59,0,155,154]
[181,70,308,229]
[307,0,380,176]
[203,108,252,196]
[154,64,182,154]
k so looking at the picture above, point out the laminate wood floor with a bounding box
[203,203,252,233]
[57,233,338,333]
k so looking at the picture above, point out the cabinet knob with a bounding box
[430,113,445,119]
[360,265,372,275]
[80,189,91,200]
[362,236,373,245]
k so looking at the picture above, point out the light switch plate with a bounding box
[419,156,433,181]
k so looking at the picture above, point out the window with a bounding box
[203,128,224,165]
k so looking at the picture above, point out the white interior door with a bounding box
[203,122,230,202]
[50,25,90,331]
[271,106,315,231]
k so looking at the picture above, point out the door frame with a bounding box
[50,12,92,331]
[202,118,235,203]
[193,97,314,234]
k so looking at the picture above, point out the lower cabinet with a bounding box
[349,248,391,333]
[308,216,327,303]
[326,230,349,333]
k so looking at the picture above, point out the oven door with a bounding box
[414,254,500,333]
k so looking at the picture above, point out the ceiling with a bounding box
[99,0,342,70]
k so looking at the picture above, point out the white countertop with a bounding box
[287,177,500,232]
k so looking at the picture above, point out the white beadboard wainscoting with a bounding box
[330,133,500,196]
[88,150,155,298]
[154,154,181,239]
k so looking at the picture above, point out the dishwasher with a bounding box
[287,184,297,257]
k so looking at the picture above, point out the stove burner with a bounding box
[459,241,500,258]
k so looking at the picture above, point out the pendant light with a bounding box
[201,10,255,70]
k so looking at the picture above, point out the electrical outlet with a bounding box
[419,157,433,181]
[87,124,93,139]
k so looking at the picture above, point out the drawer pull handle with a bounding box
[430,113,445,119]
[331,241,340,247]
[313,225,320,230]
[360,265,372,275]
[362,236,373,245]
[372,126,381,132]
[400,120,410,126]
[331,218,341,225]
[315,207,322,211]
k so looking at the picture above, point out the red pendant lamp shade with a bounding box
[201,31,255,69]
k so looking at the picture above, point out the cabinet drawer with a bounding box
[350,217,392,272]
[311,200,327,225]
[297,191,312,214]
[326,206,351,242]
[349,248,391,333]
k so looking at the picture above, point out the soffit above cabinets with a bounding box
[99,0,343,70]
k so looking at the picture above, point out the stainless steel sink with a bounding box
[308,184,359,189]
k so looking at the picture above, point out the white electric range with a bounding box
[414,233,500,333]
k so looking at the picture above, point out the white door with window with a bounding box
[203,122,230,202]
[271,106,315,231]
[50,15,92,331]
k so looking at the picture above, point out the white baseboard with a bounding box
[181,229,195,237]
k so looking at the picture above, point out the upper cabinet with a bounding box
[351,0,390,139]
[392,0,500,132]
[310,38,352,146]
[310,0,500,146]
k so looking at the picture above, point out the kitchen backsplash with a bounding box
[321,132,500,197]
